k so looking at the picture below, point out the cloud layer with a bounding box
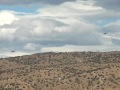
[0,0,75,5]
[95,0,120,10]
[0,0,120,57]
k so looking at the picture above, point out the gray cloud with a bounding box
[94,0,120,10]
[112,39,120,45]
[0,0,120,11]
[101,20,120,34]
[0,0,75,5]
[0,14,101,55]
[1,0,120,57]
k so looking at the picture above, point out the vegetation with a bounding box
[0,51,120,90]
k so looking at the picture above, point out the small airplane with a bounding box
[11,51,15,53]
[104,32,107,35]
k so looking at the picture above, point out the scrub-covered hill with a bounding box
[0,51,120,90]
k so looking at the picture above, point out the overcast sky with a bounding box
[0,0,120,57]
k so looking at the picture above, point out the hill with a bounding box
[0,51,120,90]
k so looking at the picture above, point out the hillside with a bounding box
[0,51,120,90]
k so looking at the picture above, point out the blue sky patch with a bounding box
[0,5,41,13]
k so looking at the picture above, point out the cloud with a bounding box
[99,20,120,46]
[94,0,120,10]
[24,43,41,51]
[0,0,75,5]
[112,39,120,45]
[37,1,103,17]
[0,28,16,41]
[0,0,120,57]
[41,44,120,52]
[0,11,18,25]
[103,20,120,33]
[2,15,101,46]
[0,51,30,58]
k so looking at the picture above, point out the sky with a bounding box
[0,0,120,57]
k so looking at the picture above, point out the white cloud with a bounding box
[41,44,120,52]
[0,0,120,57]
[0,51,30,58]
[24,43,41,51]
[0,28,16,41]
[0,11,19,25]
[37,1,104,17]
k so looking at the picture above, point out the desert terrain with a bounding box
[0,51,120,90]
